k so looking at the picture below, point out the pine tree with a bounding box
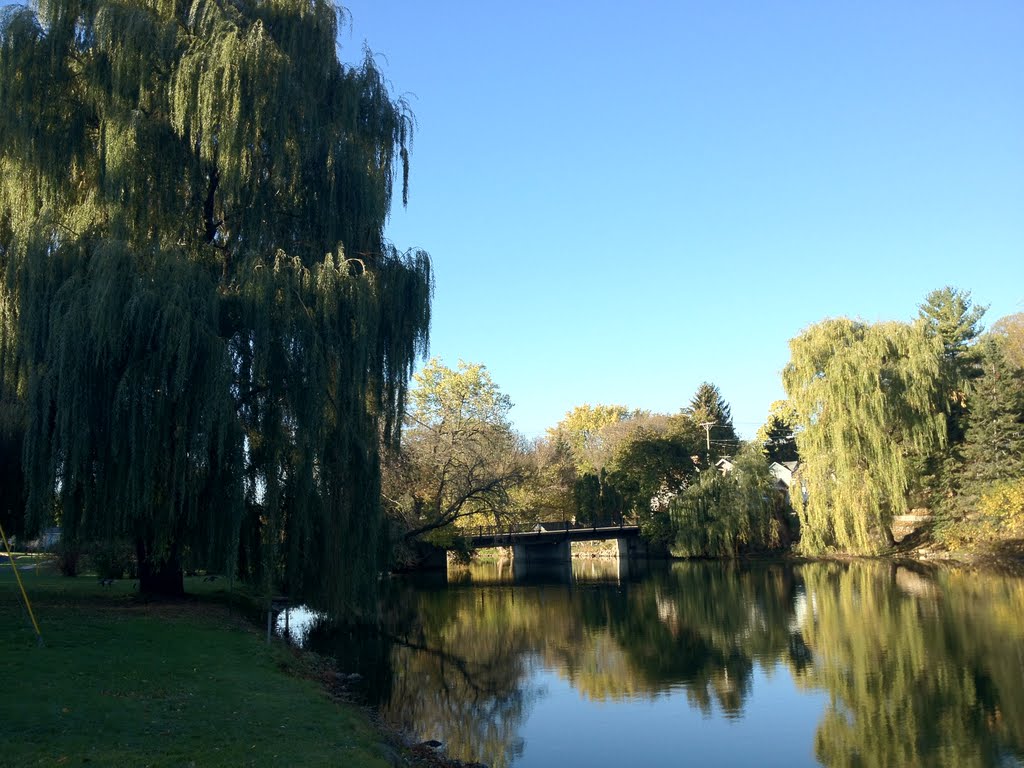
[916,287,987,500]
[755,400,799,464]
[0,0,431,612]
[959,338,1024,490]
[684,382,739,460]
[918,287,987,377]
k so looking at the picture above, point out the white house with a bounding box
[768,461,800,503]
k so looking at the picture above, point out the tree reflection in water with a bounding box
[304,561,1024,768]
[796,562,1024,768]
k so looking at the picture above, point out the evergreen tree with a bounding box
[572,472,602,526]
[918,287,987,375]
[571,469,624,526]
[0,0,431,611]
[959,338,1024,491]
[755,400,799,464]
[917,287,986,494]
[684,382,739,461]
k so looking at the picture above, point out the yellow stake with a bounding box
[0,522,43,646]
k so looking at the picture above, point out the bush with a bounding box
[91,540,136,579]
[935,478,1024,548]
[977,478,1024,539]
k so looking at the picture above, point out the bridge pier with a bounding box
[504,534,652,567]
[615,537,642,580]
[510,538,572,582]
[617,536,666,560]
[616,537,634,560]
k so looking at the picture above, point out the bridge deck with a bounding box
[466,524,640,550]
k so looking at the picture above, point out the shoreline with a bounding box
[460,541,1024,577]
[6,548,1020,767]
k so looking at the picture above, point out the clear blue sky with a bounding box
[340,1,1024,439]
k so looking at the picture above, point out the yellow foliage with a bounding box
[976,478,1024,539]
[938,478,1024,547]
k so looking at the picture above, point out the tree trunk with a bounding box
[136,538,185,598]
[881,518,897,549]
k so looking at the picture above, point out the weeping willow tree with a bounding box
[0,0,431,612]
[669,442,783,558]
[782,319,945,554]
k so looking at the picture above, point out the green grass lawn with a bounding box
[0,561,394,767]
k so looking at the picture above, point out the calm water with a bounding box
[287,559,1024,768]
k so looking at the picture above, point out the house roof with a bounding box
[768,460,800,487]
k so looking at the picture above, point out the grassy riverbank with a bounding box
[0,561,394,767]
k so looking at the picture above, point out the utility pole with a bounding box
[699,421,716,468]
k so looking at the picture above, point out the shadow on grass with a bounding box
[0,567,396,767]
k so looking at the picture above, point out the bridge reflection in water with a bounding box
[447,555,660,586]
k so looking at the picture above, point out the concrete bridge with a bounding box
[464,521,653,566]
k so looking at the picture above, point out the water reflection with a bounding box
[796,563,1024,768]
[303,561,1024,768]
[446,557,633,585]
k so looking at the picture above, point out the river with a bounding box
[284,558,1024,767]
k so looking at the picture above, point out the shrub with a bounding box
[976,479,1024,540]
[935,478,1024,548]
[91,540,136,579]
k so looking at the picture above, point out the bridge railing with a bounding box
[467,516,640,540]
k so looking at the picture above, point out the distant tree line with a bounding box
[391,288,1022,562]
[387,363,791,560]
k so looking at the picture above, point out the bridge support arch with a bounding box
[512,538,571,565]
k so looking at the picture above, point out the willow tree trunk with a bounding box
[136,539,184,598]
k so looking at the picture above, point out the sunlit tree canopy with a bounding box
[547,404,633,475]
[783,319,945,554]
[385,359,526,544]
[990,313,1024,371]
